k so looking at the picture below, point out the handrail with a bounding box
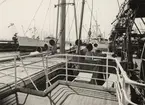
[2,53,144,105]
[122,89,137,105]
[115,82,122,105]
[114,58,145,87]
[8,53,144,88]
[18,55,39,91]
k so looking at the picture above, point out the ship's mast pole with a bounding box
[60,0,66,54]
[73,0,78,39]
[55,0,60,43]
[77,0,85,55]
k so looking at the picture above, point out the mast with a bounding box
[73,0,78,39]
[77,0,85,55]
[60,0,66,54]
[55,0,60,43]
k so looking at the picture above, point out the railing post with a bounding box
[122,78,127,105]
[14,55,17,88]
[42,54,51,89]
[19,55,39,91]
[46,55,52,86]
[106,53,109,88]
[66,55,68,82]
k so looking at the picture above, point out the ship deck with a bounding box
[0,56,66,94]
[17,81,118,105]
[0,53,144,105]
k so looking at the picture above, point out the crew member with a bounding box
[85,43,93,60]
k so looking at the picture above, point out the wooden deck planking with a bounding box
[18,92,50,105]
[17,84,118,105]
[59,85,118,105]
[70,86,117,100]
[62,94,117,105]
[1,55,119,105]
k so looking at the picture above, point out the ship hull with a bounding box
[0,43,45,52]
[0,42,18,52]
[0,36,55,52]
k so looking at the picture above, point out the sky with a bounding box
[0,0,125,41]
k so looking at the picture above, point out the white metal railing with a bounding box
[42,54,135,104]
[0,52,49,89]
[46,54,145,105]
[1,53,145,105]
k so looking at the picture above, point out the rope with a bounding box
[67,18,75,41]
[73,0,78,39]
[82,25,88,34]
[24,0,45,35]
[89,0,93,29]
[0,0,7,6]
[55,0,60,41]
[117,0,120,10]
[66,0,80,43]
[40,0,52,39]
[86,0,96,25]
[18,55,39,91]
[67,8,70,42]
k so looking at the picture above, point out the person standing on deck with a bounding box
[51,44,57,55]
[49,39,57,55]
[85,43,93,60]
[75,39,83,54]
[92,43,98,56]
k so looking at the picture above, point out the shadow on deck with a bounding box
[17,81,118,105]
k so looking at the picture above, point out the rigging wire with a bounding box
[0,0,7,6]
[86,0,97,26]
[55,0,60,41]
[89,0,93,29]
[67,0,80,42]
[73,0,79,39]
[87,0,97,42]
[40,0,52,39]
[56,0,71,44]
[82,25,88,34]
[24,0,45,36]
[117,0,120,9]
[67,7,70,41]
[116,0,121,13]
[52,6,56,36]
[67,17,75,41]
[88,0,93,41]
[67,8,70,43]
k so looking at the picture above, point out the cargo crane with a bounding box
[109,0,145,104]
